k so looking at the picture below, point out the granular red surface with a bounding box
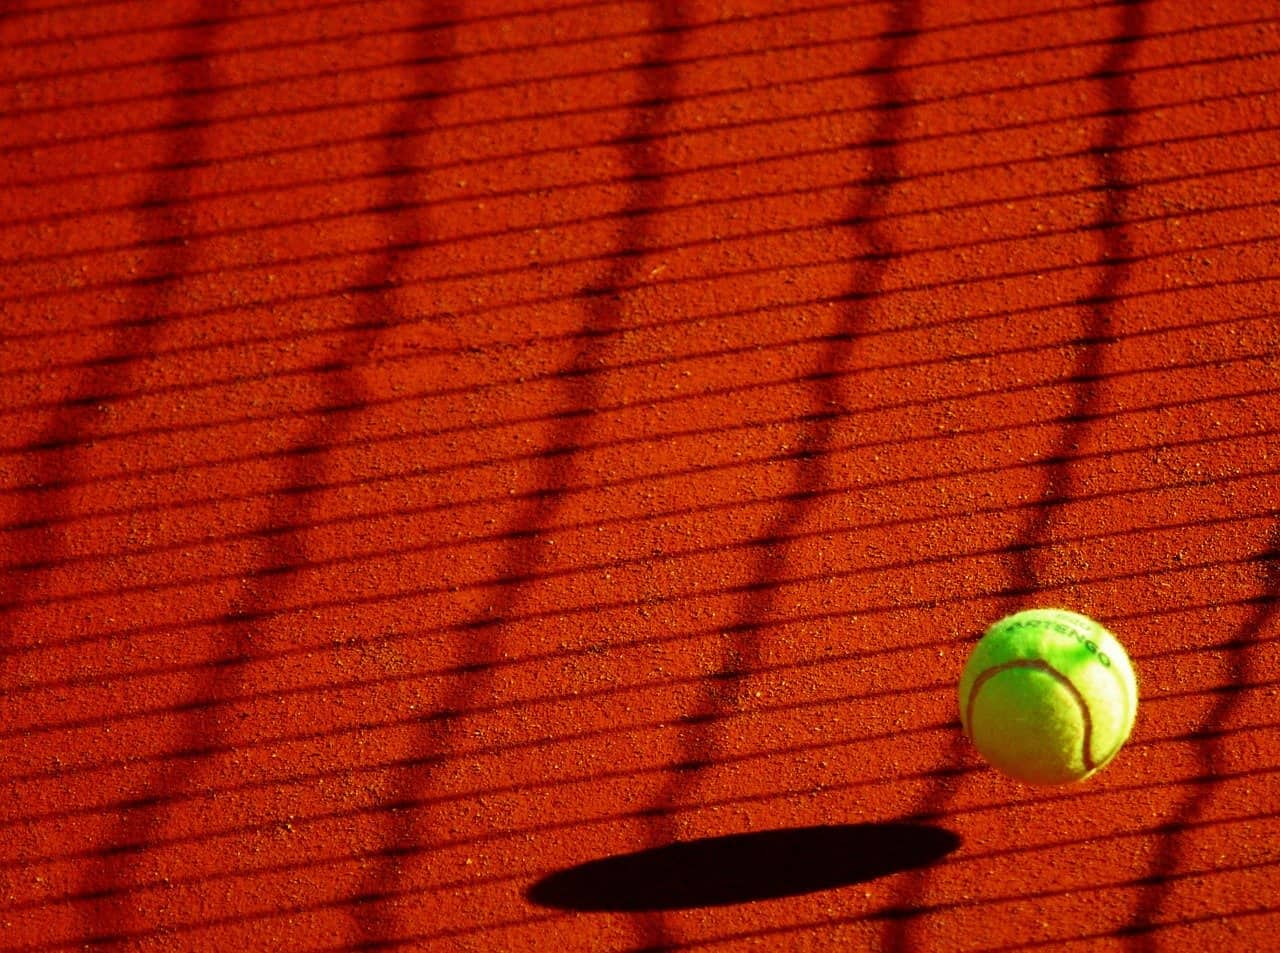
[2,2,1279,951]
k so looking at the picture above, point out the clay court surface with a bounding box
[2,1,1279,950]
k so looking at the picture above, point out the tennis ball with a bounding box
[958,608,1137,785]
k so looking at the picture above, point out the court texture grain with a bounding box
[1,1,1278,950]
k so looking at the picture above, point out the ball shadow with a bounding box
[526,822,960,911]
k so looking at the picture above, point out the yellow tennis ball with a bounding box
[958,608,1138,785]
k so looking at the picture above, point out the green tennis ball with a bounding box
[958,608,1138,785]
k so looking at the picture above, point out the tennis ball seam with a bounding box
[965,658,1098,773]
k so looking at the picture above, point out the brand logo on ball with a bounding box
[1002,617,1111,667]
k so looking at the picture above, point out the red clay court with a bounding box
[2,1,1279,950]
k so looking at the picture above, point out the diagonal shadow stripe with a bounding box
[345,2,687,948]
[72,4,455,948]
[632,3,920,949]
[334,17,459,948]
[45,11,453,951]
[0,39,213,657]
[1125,523,1280,949]
[54,5,236,945]
[0,6,248,947]
[881,2,1150,949]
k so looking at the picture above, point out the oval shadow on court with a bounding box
[526,822,959,911]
